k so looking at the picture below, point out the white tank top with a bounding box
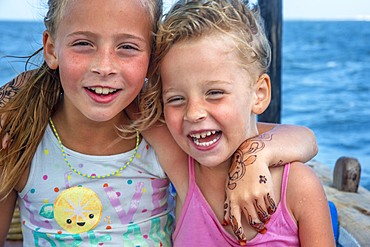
[18,125,174,246]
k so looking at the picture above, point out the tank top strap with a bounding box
[280,163,290,208]
[188,156,196,189]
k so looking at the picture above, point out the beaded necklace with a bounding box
[49,118,139,179]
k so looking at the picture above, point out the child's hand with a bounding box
[223,138,277,245]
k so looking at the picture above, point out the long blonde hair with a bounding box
[0,0,163,201]
[134,0,271,131]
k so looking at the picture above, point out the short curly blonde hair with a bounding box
[134,0,271,132]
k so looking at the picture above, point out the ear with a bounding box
[252,73,271,115]
[43,31,58,69]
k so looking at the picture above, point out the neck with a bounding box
[51,107,135,156]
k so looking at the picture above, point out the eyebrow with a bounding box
[67,31,146,42]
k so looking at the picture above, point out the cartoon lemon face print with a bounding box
[54,186,102,234]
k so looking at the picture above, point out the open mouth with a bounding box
[87,86,119,95]
[189,130,221,147]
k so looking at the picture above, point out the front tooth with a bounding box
[194,133,201,139]
[102,88,110,94]
[201,132,207,138]
[95,87,103,94]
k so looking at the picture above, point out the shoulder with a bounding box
[286,162,328,220]
[287,162,324,199]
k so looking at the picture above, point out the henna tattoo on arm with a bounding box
[271,159,284,168]
[0,78,19,108]
[0,70,36,108]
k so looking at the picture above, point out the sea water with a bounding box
[1,20,369,190]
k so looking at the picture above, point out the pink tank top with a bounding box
[173,157,299,246]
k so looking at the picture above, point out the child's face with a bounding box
[161,33,260,168]
[45,0,152,123]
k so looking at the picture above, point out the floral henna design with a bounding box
[0,77,21,108]
[247,214,267,234]
[222,201,229,226]
[255,202,270,224]
[228,135,271,190]
[259,175,267,184]
[267,193,277,214]
[230,215,246,242]
[228,153,256,190]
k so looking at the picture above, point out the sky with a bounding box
[1,0,370,21]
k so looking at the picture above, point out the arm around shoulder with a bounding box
[0,70,37,108]
[256,123,318,166]
[287,162,335,247]
[140,123,189,200]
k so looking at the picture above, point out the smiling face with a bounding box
[54,186,102,234]
[161,33,263,168]
[43,0,152,123]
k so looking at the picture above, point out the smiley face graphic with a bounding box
[54,186,102,234]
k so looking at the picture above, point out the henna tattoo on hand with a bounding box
[259,175,267,184]
[267,193,277,214]
[228,153,257,190]
[255,200,270,224]
[230,215,246,241]
[228,135,272,190]
[247,213,267,234]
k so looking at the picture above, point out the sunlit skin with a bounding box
[160,31,335,245]
[162,34,261,171]
[161,32,272,239]
[43,0,152,148]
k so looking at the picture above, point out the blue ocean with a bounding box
[1,20,369,190]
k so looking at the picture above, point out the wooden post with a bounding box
[333,157,361,192]
[257,0,282,123]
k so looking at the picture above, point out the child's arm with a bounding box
[1,71,35,149]
[139,123,189,201]
[0,189,17,245]
[289,162,335,246]
[225,123,318,244]
[0,71,33,108]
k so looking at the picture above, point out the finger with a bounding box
[265,192,277,215]
[255,198,270,224]
[229,205,247,245]
[223,199,230,226]
[242,202,267,234]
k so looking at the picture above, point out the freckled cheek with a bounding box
[58,54,88,81]
[124,60,149,88]
[164,110,183,138]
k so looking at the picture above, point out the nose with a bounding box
[184,101,207,122]
[91,48,117,76]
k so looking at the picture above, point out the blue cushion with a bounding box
[329,201,339,243]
